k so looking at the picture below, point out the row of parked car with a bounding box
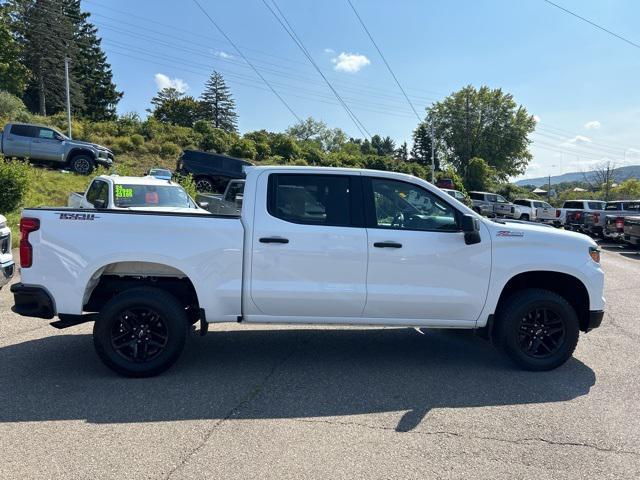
[560,199,640,245]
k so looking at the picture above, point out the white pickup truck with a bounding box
[11,167,605,377]
[68,174,209,214]
[0,215,14,289]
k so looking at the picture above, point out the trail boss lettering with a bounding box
[58,212,98,221]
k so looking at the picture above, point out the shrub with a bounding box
[111,137,134,154]
[160,142,181,158]
[0,160,31,213]
[229,138,257,160]
[174,173,197,199]
[0,90,27,119]
[131,134,145,147]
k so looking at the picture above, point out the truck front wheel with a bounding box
[495,289,579,371]
[93,287,188,377]
[69,155,95,175]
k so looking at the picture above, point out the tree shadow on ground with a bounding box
[0,328,595,431]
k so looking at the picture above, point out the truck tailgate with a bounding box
[19,208,244,321]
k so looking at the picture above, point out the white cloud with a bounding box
[533,115,541,123]
[215,51,233,59]
[584,120,601,130]
[563,135,592,146]
[154,73,188,93]
[323,48,335,54]
[331,52,371,73]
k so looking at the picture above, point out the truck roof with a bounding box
[96,175,179,186]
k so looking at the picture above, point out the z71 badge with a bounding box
[497,230,524,237]
[57,212,99,221]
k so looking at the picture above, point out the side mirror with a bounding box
[93,199,107,209]
[198,201,209,209]
[461,214,481,245]
[54,134,64,141]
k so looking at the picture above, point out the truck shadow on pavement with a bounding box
[0,328,595,432]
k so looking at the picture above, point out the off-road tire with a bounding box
[93,287,188,377]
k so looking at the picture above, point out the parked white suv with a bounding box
[512,199,555,222]
[0,215,14,289]
[11,167,605,376]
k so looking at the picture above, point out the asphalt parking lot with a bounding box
[0,245,639,479]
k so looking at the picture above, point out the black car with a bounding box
[175,150,253,193]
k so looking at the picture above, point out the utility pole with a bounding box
[64,56,72,139]
[548,174,551,202]
[430,122,435,183]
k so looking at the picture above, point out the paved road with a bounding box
[0,246,639,479]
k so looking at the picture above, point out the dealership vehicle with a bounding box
[585,200,640,238]
[0,215,14,289]
[436,178,454,189]
[147,168,172,181]
[0,122,114,174]
[175,149,252,193]
[67,175,208,214]
[441,188,466,202]
[512,199,555,222]
[469,191,517,218]
[197,179,245,215]
[623,215,640,245]
[557,200,606,231]
[11,166,605,377]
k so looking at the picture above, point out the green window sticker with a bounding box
[115,185,133,198]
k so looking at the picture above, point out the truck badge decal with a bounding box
[497,230,524,237]
[57,212,99,221]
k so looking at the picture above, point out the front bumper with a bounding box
[10,283,55,319]
[95,157,113,168]
[585,310,604,332]
[0,261,14,289]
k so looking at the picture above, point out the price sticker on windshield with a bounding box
[115,185,133,198]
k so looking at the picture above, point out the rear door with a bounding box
[30,127,65,162]
[3,124,35,157]
[362,176,491,322]
[249,172,368,318]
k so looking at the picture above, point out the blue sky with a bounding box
[82,0,640,179]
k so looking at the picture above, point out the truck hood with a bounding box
[65,139,112,152]
[484,218,597,249]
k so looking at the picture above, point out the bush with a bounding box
[160,142,181,158]
[229,138,257,160]
[111,137,134,154]
[0,90,27,119]
[174,173,197,199]
[0,160,31,213]
[130,134,145,147]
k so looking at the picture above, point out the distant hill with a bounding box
[516,165,640,187]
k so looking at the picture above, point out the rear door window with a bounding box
[469,192,484,200]
[588,202,606,209]
[10,124,36,137]
[564,201,583,209]
[268,174,356,227]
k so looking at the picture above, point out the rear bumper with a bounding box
[624,234,640,245]
[585,310,604,332]
[0,260,14,289]
[10,283,55,319]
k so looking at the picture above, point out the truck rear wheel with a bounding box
[495,288,579,371]
[195,176,214,192]
[69,155,95,175]
[93,287,188,377]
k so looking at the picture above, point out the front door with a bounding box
[363,176,491,322]
[30,127,65,162]
[250,172,368,318]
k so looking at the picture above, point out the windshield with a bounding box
[113,183,195,208]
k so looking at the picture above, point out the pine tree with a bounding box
[200,71,238,133]
[0,4,30,96]
[65,0,122,120]
[410,122,439,170]
[395,141,408,161]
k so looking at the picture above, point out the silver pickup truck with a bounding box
[469,191,517,218]
[585,200,640,238]
[0,123,113,175]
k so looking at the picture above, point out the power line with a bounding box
[346,0,422,123]
[261,0,371,138]
[191,0,301,122]
[542,0,640,50]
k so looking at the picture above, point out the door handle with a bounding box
[373,241,402,248]
[259,237,289,244]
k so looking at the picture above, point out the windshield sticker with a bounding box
[497,230,524,237]
[115,185,134,198]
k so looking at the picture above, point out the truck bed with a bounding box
[18,207,244,321]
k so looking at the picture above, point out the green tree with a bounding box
[0,90,28,118]
[612,178,640,200]
[149,87,202,127]
[200,71,238,133]
[65,0,122,120]
[395,141,408,161]
[410,121,438,169]
[229,138,257,160]
[465,157,496,191]
[0,5,29,96]
[286,117,346,152]
[429,85,535,181]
